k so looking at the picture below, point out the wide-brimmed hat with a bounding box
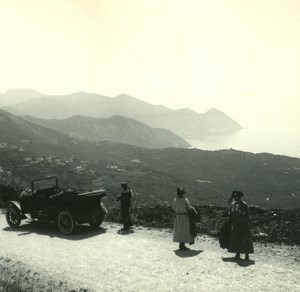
[236,191,244,197]
[176,186,186,195]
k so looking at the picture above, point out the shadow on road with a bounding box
[174,249,203,258]
[117,229,134,235]
[222,257,255,267]
[3,220,107,240]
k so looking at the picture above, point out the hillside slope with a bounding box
[0,109,74,146]
[1,139,300,209]
[0,110,299,209]
[22,115,191,149]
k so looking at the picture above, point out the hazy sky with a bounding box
[0,0,300,128]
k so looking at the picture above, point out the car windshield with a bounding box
[33,177,57,192]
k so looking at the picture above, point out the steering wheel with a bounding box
[52,185,61,193]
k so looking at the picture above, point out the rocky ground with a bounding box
[0,213,300,292]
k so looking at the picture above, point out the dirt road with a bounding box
[0,213,299,292]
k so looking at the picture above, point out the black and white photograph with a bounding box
[0,0,299,291]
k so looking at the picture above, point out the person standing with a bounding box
[227,191,254,260]
[117,182,133,231]
[173,186,197,251]
[219,190,237,249]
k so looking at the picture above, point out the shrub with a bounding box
[106,204,300,245]
[0,183,20,207]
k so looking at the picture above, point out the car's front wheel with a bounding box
[57,210,76,235]
[6,205,21,228]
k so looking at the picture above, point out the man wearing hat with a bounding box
[117,182,133,230]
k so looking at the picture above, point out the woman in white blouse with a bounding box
[173,187,197,251]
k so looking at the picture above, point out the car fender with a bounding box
[100,202,108,214]
[7,200,21,210]
[7,201,31,220]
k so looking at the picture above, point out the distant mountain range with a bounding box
[1,89,242,139]
[22,115,191,149]
[0,88,45,107]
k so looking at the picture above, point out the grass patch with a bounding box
[106,204,300,245]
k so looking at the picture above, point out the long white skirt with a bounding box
[173,214,193,243]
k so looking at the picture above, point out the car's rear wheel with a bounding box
[88,213,105,228]
[6,205,21,228]
[57,210,76,235]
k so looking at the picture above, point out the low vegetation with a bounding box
[106,205,300,246]
[0,182,299,245]
[0,276,23,292]
[0,256,88,292]
[1,182,299,245]
[1,141,300,209]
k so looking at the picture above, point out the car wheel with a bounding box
[6,205,21,228]
[88,213,105,228]
[57,210,76,235]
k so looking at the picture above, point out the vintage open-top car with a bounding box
[6,176,107,235]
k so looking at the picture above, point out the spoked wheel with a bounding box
[88,213,105,228]
[6,205,21,228]
[57,210,76,235]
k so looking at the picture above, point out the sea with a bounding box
[187,125,300,159]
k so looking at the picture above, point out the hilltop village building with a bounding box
[0,143,8,149]
[74,166,85,173]
[1,144,94,178]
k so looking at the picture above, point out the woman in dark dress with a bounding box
[228,191,254,260]
[219,191,237,249]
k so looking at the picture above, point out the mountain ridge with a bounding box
[1,89,242,139]
[0,109,75,147]
[0,88,45,107]
[21,114,191,149]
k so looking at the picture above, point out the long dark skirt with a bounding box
[228,220,254,254]
[219,221,231,249]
